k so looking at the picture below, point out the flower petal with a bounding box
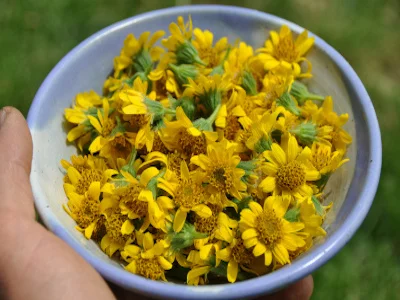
[264,249,273,266]
[242,228,258,240]
[173,207,187,232]
[253,242,267,257]
[192,204,212,218]
[227,260,239,283]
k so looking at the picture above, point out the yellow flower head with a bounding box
[161,106,218,157]
[259,134,320,200]
[239,196,306,266]
[310,142,349,175]
[191,139,247,205]
[258,25,314,78]
[192,28,229,68]
[122,232,172,281]
[113,30,165,77]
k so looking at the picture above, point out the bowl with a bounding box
[27,5,382,299]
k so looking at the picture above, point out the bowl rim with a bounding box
[27,4,382,299]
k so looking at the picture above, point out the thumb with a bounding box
[0,106,35,219]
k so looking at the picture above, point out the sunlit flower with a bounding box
[259,134,320,200]
[239,196,306,266]
[258,25,314,78]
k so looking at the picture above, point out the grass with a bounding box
[1,0,399,298]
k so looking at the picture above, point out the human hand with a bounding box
[0,106,313,300]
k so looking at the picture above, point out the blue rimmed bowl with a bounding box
[27,5,381,299]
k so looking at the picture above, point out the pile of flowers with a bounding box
[62,16,352,284]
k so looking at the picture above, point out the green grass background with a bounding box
[1,0,399,299]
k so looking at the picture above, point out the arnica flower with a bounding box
[63,158,117,196]
[223,42,254,86]
[290,121,333,146]
[310,143,349,175]
[122,232,172,281]
[63,182,109,240]
[239,196,306,266]
[160,106,218,157]
[88,100,136,160]
[262,69,294,107]
[162,16,205,66]
[299,198,327,248]
[311,96,353,152]
[191,139,247,206]
[163,161,212,233]
[259,134,320,200]
[113,30,165,78]
[192,28,229,69]
[258,25,314,78]
[245,107,284,154]
[216,235,256,283]
[184,74,232,115]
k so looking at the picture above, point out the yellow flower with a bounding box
[161,161,212,232]
[160,106,218,157]
[191,139,247,205]
[186,250,212,285]
[299,198,326,248]
[121,232,172,281]
[310,142,349,175]
[216,235,256,283]
[113,31,165,77]
[259,134,320,200]
[262,69,294,106]
[63,158,117,196]
[223,42,254,86]
[239,196,306,266]
[311,96,352,152]
[258,25,314,78]
[63,181,110,239]
[245,107,284,154]
[193,28,229,68]
[87,99,135,160]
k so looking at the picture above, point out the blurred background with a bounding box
[1,0,399,299]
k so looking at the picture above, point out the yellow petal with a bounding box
[158,256,173,270]
[200,244,213,261]
[259,176,276,193]
[192,204,212,218]
[143,232,154,251]
[67,167,82,186]
[84,222,96,239]
[272,243,290,265]
[227,260,239,283]
[88,115,102,134]
[264,249,273,266]
[217,247,232,262]
[125,261,137,274]
[249,201,263,215]
[242,228,258,240]
[121,220,134,235]
[173,207,187,232]
[253,242,267,257]
[287,134,299,162]
[243,237,258,248]
[271,143,287,166]
[187,266,211,284]
[88,181,101,201]
[140,167,159,186]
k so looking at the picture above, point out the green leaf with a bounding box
[312,195,325,216]
[284,207,300,222]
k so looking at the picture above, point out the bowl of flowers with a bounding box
[27,5,381,299]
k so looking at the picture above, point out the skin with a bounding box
[0,106,313,300]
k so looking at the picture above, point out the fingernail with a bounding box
[0,108,8,128]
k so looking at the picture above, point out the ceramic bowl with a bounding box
[27,5,381,299]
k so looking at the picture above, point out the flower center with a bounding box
[194,205,220,235]
[276,161,306,191]
[311,150,330,171]
[231,238,254,265]
[136,257,165,280]
[118,185,148,218]
[127,115,149,131]
[76,195,100,228]
[274,35,299,63]
[224,115,241,141]
[175,178,204,209]
[256,209,283,245]
[75,169,103,194]
[208,166,233,193]
[167,152,185,175]
[110,136,132,159]
[152,134,169,153]
[178,130,206,157]
[105,209,132,245]
[103,118,116,137]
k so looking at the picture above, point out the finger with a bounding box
[0,106,35,219]
[260,275,314,300]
